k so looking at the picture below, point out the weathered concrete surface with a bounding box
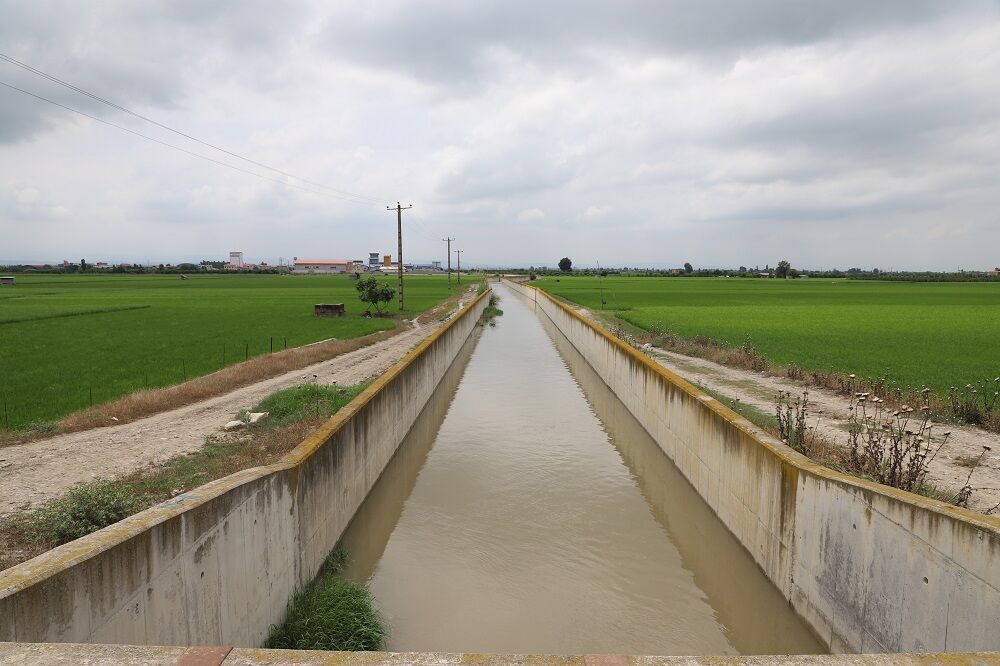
[1,643,999,665]
[0,289,490,648]
[503,278,1000,655]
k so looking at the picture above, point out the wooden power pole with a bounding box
[388,202,412,310]
[455,249,463,286]
[442,237,455,290]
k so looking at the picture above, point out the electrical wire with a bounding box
[0,52,382,205]
[0,79,359,201]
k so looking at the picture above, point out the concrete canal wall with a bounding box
[0,290,490,647]
[503,278,1000,654]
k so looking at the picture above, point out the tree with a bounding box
[355,276,395,315]
[80,259,89,272]
[558,257,572,272]
[776,260,791,278]
[683,262,693,274]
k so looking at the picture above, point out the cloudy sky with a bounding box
[1,1,999,269]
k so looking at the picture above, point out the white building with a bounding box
[291,259,350,274]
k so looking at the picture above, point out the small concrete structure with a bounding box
[314,303,345,317]
[0,276,14,286]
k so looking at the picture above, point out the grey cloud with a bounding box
[318,0,983,85]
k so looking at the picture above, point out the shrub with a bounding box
[30,482,140,545]
[355,276,395,315]
[775,390,813,454]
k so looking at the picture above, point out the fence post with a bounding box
[182,359,187,381]
[89,385,93,407]
[270,336,273,353]
[3,394,8,429]
[244,343,249,361]
[222,343,226,367]
[284,337,287,350]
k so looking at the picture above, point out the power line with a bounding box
[0,78,363,202]
[0,52,381,204]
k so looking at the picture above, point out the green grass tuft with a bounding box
[266,548,388,652]
[248,383,368,428]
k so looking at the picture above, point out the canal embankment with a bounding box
[503,277,1000,654]
[0,289,490,647]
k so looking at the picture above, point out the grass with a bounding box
[538,276,1000,404]
[0,382,366,571]
[480,293,504,326]
[247,383,368,428]
[265,548,388,652]
[0,274,451,429]
[537,276,1000,393]
[691,381,778,431]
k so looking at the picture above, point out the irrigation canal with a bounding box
[337,283,824,655]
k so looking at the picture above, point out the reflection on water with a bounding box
[337,284,824,655]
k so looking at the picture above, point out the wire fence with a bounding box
[1,336,294,430]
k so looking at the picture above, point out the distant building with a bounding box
[369,252,380,267]
[988,267,1000,277]
[432,260,442,269]
[0,276,14,286]
[228,251,244,268]
[383,254,392,266]
[291,259,350,274]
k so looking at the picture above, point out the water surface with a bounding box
[338,283,824,655]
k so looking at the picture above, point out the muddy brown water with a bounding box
[338,284,825,655]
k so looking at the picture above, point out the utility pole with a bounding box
[455,249,463,286]
[442,237,455,290]
[387,202,412,310]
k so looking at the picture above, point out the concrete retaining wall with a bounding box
[504,278,1000,654]
[0,290,490,648]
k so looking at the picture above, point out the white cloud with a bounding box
[585,205,610,219]
[517,208,546,222]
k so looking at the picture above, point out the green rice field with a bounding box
[536,276,1000,396]
[0,274,452,429]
